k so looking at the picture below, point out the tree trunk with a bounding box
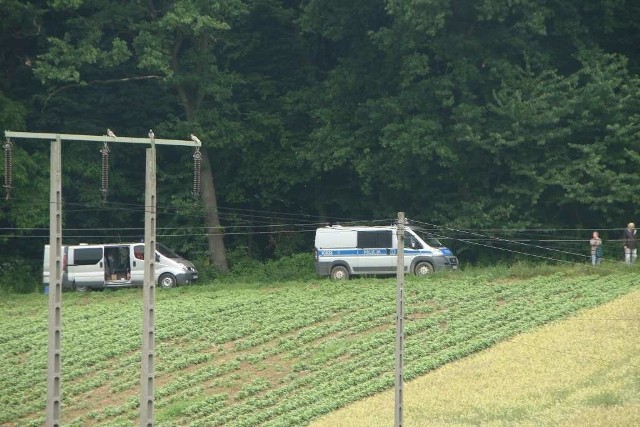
[176,78,229,274]
[200,146,229,273]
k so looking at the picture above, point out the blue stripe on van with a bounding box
[317,249,359,257]
[317,248,433,257]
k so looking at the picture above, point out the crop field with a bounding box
[312,289,640,426]
[1,267,639,426]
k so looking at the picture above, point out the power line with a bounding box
[429,230,578,265]
[6,196,635,232]
[411,219,590,260]
[425,228,631,274]
[2,204,636,269]
[6,196,393,225]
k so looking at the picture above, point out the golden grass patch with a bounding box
[311,290,640,427]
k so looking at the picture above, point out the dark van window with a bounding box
[73,248,103,265]
[404,233,423,249]
[357,231,392,248]
[157,243,179,259]
[133,243,178,260]
[134,245,144,260]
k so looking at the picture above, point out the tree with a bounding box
[0,0,51,261]
[33,0,251,272]
[4,0,640,269]
[292,0,640,233]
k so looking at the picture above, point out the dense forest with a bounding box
[1,0,640,285]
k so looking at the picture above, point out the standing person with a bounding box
[590,231,603,265]
[622,222,637,264]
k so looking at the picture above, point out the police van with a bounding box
[314,225,458,280]
[43,242,198,292]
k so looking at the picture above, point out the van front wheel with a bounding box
[414,262,434,276]
[159,273,177,288]
[75,284,88,292]
[330,266,349,280]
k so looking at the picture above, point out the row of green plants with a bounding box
[0,266,638,426]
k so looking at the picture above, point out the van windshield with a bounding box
[413,230,444,248]
[157,243,180,259]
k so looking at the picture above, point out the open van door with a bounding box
[103,245,132,287]
[130,244,145,285]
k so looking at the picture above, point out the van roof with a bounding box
[67,242,144,246]
[317,225,408,231]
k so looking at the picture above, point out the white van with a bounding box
[314,225,458,280]
[43,242,198,291]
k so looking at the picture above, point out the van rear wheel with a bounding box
[414,262,434,276]
[75,284,88,292]
[330,265,349,280]
[159,273,177,288]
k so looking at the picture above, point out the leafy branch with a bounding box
[41,75,163,111]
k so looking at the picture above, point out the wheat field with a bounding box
[312,290,640,426]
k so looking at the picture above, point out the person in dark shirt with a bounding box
[622,222,637,264]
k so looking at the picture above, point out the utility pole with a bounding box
[47,136,62,427]
[395,211,405,427]
[3,131,199,426]
[140,138,156,427]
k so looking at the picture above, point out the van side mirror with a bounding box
[155,254,160,262]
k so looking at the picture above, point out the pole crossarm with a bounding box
[4,131,200,147]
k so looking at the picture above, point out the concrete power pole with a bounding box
[395,211,405,427]
[140,145,156,427]
[47,136,63,427]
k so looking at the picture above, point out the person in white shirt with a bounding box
[622,222,637,264]
[589,231,603,265]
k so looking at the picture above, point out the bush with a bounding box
[0,258,39,294]
[190,258,223,284]
[225,252,316,283]
[261,253,316,282]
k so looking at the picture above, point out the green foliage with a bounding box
[190,260,222,284]
[182,251,316,287]
[0,257,39,294]
[461,260,593,281]
[224,252,315,283]
[2,0,640,267]
[0,91,26,130]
